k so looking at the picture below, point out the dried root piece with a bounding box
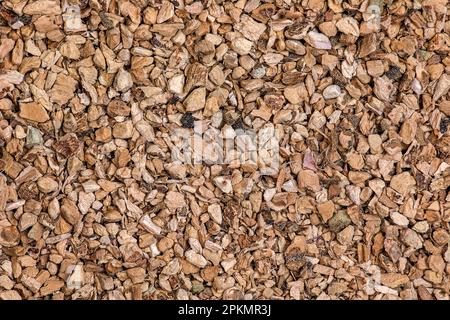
[53,134,81,158]
[0,0,447,302]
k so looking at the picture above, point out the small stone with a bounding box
[221,258,236,273]
[317,201,335,222]
[263,188,276,202]
[184,87,206,112]
[412,221,429,233]
[401,229,423,249]
[135,120,155,142]
[230,37,253,55]
[60,41,80,60]
[366,60,385,77]
[359,34,377,57]
[251,65,266,78]
[433,74,450,101]
[53,134,81,158]
[336,16,360,37]
[158,237,175,253]
[368,134,383,154]
[26,127,43,147]
[390,212,409,227]
[157,1,174,23]
[95,127,112,142]
[337,226,354,245]
[384,238,402,263]
[328,211,352,233]
[107,99,130,117]
[321,54,339,70]
[433,229,450,246]
[185,250,207,268]
[309,110,326,129]
[0,290,22,300]
[112,121,133,139]
[127,267,146,284]
[235,15,266,42]
[0,39,15,59]
[24,0,61,15]
[0,226,20,247]
[21,274,42,293]
[297,170,321,192]
[63,4,87,33]
[319,21,337,37]
[346,151,364,170]
[139,215,162,235]
[380,273,410,288]
[49,73,77,105]
[282,180,298,193]
[48,198,60,220]
[114,68,133,92]
[439,101,450,116]
[208,203,222,225]
[103,209,123,223]
[213,176,232,193]
[208,65,225,86]
[37,176,58,193]
[445,248,450,263]
[323,85,341,99]
[168,74,185,95]
[284,85,305,104]
[428,255,445,273]
[204,97,220,117]
[82,181,100,193]
[66,264,85,289]
[78,191,95,215]
[306,31,331,50]
[185,2,203,15]
[374,76,395,101]
[164,162,186,179]
[390,172,416,196]
[411,79,422,94]
[0,275,14,290]
[262,53,284,65]
[285,40,306,55]
[285,236,307,271]
[19,102,49,123]
[164,191,186,211]
[61,198,81,225]
[40,280,64,296]
[115,148,131,168]
[19,212,37,231]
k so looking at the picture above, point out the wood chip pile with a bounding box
[0,0,449,300]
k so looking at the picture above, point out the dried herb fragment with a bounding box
[180,112,195,128]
